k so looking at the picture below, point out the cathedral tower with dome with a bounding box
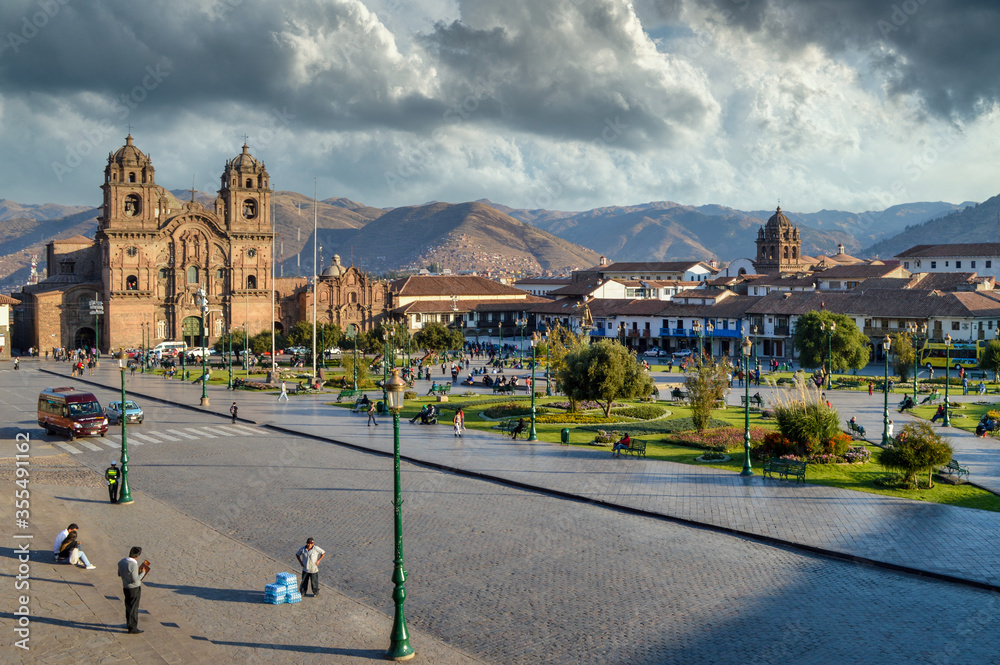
[752,206,804,274]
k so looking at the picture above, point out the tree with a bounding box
[559,339,655,417]
[213,329,246,354]
[248,331,285,356]
[890,332,914,383]
[879,421,954,488]
[413,322,464,353]
[683,355,732,431]
[980,340,1000,383]
[792,311,870,373]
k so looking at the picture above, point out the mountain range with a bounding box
[0,190,987,292]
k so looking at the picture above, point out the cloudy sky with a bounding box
[2,0,999,213]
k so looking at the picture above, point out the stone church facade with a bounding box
[752,206,805,274]
[12,136,390,353]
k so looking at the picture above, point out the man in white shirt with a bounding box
[53,523,78,559]
[296,538,325,597]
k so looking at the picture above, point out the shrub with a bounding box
[988,409,1000,421]
[775,377,795,386]
[684,356,732,431]
[404,390,417,400]
[772,384,841,452]
[593,430,620,444]
[483,403,550,419]
[610,405,668,420]
[699,451,727,461]
[664,426,771,453]
[754,431,797,459]
[879,421,954,488]
[843,446,871,464]
[825,432,854,456]
[536,413,620,424]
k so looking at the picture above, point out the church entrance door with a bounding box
[74,327,96,351]
[182,316,202,349]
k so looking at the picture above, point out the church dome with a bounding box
[110,135,149,167]
[230,144,261,171]
[765,206,793,230]
[322,254,346,278]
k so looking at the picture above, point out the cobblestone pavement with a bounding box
[6,364,1000,663]
[40,360,1000,590]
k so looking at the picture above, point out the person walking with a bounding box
[963,376,969,395]
[367,400,379,426]
[453,407,464,437]
[117,546,148,633]
[13,356,19,370]
[230,402,238,424]
[278,380,289,402]
[296,537,325,597]
[105,461,120,504]
[868,380,873,396]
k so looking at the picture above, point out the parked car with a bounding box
[642,349,668,358]
[286,346,309,355]
[187,347,215,357]
[671,349,693,359]
[104,399,144,425]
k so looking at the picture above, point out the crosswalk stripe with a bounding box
[103,437,122,449]
[184,428,217,438]
[128,432,158,444]
[132,431,166,442]
[150,431,180,441]
[206,426,238,436]
[166,429,200,440]
[53,442,82,454]
[228,424,259,435]
[76,440,103,451]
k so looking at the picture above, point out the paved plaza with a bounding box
[4,360,1000,663]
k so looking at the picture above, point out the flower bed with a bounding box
[610,405,668,420]
[482,402,551,419]
[536,413,622,425]
[661,426,772,453]
[579,416,730,436]
[547,400,601,410]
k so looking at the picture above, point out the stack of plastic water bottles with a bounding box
[264,572,302,604]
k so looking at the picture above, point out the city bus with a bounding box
[918,340,984,370]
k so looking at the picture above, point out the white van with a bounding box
[151,341,187,357]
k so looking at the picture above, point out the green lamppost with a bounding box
[943,333,952,427]
[751,324,759,370]
[196,288,210,406]
[881,335,892,445]
[907,322,927,401]
[529,332,539,441]
[140,323,145,374]
[705,321,714,358]
[545,331,552,397]
[180,346,186,381]
[498,324,503,356]
[115,351,134,505]
[692,321,703,361]
[347,324,359,391]
[382,329,393,407]
[227,327,233,390]
[517,317,527,364]
[821,321,836,390]
[384,369,414,661]
[740,335,753,476]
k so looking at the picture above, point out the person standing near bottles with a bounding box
[105,461,120,503]
[296,538,325,597]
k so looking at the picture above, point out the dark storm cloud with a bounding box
[695,0,1000,120]
[0,0,446,132]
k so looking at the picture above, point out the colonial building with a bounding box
[0,294,19,359]
[278,254,389,333]
[753,206,805,274]
[14,136,277,352]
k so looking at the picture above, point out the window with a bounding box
[187,266,199,283]
[931,261,937,269]
[158,268,167,279]
[245,178,252,188]
[216,269,224,279]
[945,261,950,267]
[246,275,256,289]
[126,275,138,290]
[972,261,976,269]
[988,261,993,269]
[156,320,165,338]
[904,262,909,269]
[414,314,421,323]
[129,172,136,183]
[956,261,962,269]
[442,314,451,323]
[952,321,960,331]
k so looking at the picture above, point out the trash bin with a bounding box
[376,401,387,415]
[560,427,570,444]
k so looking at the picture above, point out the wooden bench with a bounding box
[740,395,764,408]
[762,458,807,482]
[847,420,866,438]
[919,393,941,405]
[492,383,516,396]
[496,420,519,434]
[622,439,647,458]
[337,388,362,402]
[940,458,970,480]
[429,384,452,395]
[670,388,688,402]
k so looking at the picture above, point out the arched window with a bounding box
[216,269,224,279]
[246,275,257,289]
[783,247,789,259]
[126,275,138,290]
[156,320,166,339]
[187,266,199,283]
[245,178,253,188]
[129,172,136,183]
[738,268,747,276]
[792,247,798,259]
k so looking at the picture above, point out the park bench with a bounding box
[847,420,866,438]
[919,393,941,405]
[496,420,519,434]
[336,388,362,402]
[428,384,452,396]
[670,388,688,402]
[762,458,807,482]
[940,458,970,481]
[351,397,372,413]
[622,439,647,458]
[740,394,764,408]
[492,383,516,396]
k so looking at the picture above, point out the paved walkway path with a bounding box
[36,359,1000,592]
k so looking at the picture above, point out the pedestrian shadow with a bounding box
[143,581,264,604]
[207,639,384,657]
[0,611,118,633]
